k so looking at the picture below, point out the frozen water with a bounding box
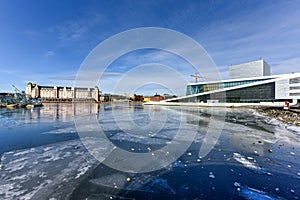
[90,173,130,189]
[110,132,171,145]
[234,182,241,187]
[235,182,284,200]
[42,126,77,134]
[208,172,215,179]
[0,138,109,200]
[90,173,175,194]
[170,160,185,169]
[233,152,267,174]
[146,178,176,194]
[1,104,300,199]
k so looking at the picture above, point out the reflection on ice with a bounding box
[0,103,100,129]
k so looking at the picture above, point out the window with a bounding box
[290,86,300,90]
[290,93,300,96]
[290,78,300,84]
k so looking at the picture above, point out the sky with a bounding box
[1,0,300,95]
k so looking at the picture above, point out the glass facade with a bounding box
[222,83,275,103]
[186,78,271,95]
[178,83,275,103]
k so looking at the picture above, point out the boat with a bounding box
[26,98,43,108]
[6,104,17,108]
[0,85,43,109]
[26,104,34,109]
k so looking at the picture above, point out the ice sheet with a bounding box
[234,182,285,200]
[0,139,111,200]
[233,152,268,174]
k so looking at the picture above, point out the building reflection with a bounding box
[40,103,100,121]
[186,114,210,127]
[2,103,101,124]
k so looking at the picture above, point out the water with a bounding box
[0,103,300,199]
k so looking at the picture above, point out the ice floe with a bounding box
[234,182,284,200]
[42,126,77,134]
[208,172,215,179]
[0,139,110,200]
[109,132,171,145]
[233,152,268,174]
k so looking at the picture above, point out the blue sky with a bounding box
[1,0,300,95]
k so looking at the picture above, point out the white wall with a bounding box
[276,77,300,100]
[230,60,271,79]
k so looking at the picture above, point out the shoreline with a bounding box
[40,101,144,105]
[2,101,299,127]
[256,106,300,127]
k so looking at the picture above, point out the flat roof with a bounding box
[187,72,300,86]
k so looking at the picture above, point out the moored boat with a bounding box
[6,104,17,108]
[26,104,34,109]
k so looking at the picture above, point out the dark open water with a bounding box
[0,103,299,199]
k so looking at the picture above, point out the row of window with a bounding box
[182,83,276,103]
[290,93,300,96]
[290,78,300,84]
[289,78,300,98]
[39,90,96,98]
[290,86,300,90]
[186,78,271,95]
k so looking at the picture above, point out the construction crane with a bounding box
[190,73,210,83]
[12,84,27,103]
[12,84,21,94]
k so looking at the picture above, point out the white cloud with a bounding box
[44,50,55,58]
[191,1,300,75]
[48,13,106,46]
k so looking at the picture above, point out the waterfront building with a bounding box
[163,94,178,100]
[150,93,165,102]
[26,82,100,102]
[134,95,144,102]
[163,60,300,105]
[229,59,270,79]
[143,97,151,102]
[99,94,112,102]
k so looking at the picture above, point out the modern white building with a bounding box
[229,59,270,79]
[181,73,300,104]
[146,60,300,106]
[26,82,100,102]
